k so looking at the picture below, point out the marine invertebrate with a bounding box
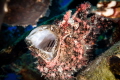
[94,0,120,19]
[25,2,115,80]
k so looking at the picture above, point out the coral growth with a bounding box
[26,2,115,80]
[95,1,120,19]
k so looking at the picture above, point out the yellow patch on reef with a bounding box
[0,46,13,54]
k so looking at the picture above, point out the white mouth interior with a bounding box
[26,28,56,52]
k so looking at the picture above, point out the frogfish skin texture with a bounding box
[25,2,115,80]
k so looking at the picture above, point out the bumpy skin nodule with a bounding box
[26,2,115,80]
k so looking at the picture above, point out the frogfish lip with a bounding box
[25,25,58,61]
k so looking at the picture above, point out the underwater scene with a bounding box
[0,0,120,80]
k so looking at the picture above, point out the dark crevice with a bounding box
[109,56,120,79]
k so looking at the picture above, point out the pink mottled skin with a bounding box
[27,2,115,80]
[59,10,72,29]
[63,10,71,21]
[43,3,92,79]
[80,2,91,11]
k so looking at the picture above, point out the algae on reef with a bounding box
[77,41,120,80]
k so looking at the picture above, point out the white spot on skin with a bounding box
[85,45,93,49]
[34,61,38,64]
[107,1,116,8]
[74,40,78,44]
[102,8,114,17]
[51,73,55,77]
[44,67,48,73]
[58,66,63,73]
[68,18,74,25]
